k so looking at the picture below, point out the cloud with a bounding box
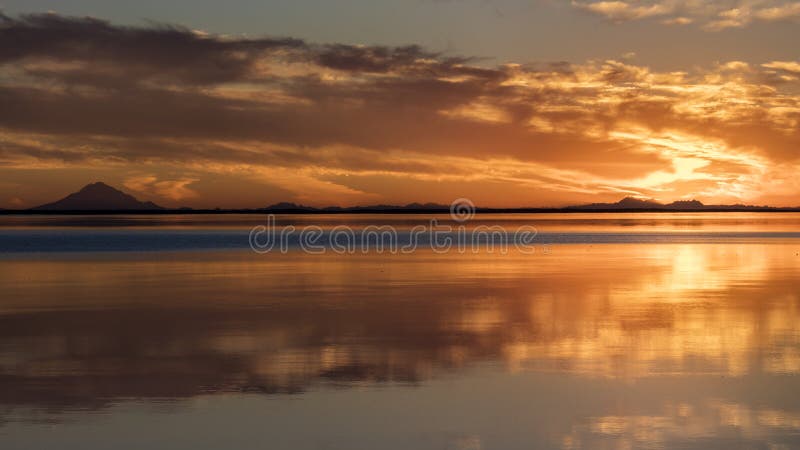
[1,14,799,206]
[573,1,800,30]
[762,60,800,74]
[0,13,309,85]
[755,2,800,20]
[573,0,671,21]
[123,175,199,201]
[661,16,693,25]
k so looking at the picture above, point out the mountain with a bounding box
[571,197,667,210]
[665,200,704,209]
[568,197,785,211]
[32,182,163,211]
[17,189,795,213]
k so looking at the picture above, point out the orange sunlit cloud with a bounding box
[573,0,800,30]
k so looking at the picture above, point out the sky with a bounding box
[1,0,799,208]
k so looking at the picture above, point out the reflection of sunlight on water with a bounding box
[191,243,800,384]
[564,401,800,450]
[486,244,800,379]
[637,244,770,297]
[3,244,798,385]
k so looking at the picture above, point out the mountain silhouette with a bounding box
[563,197,797,211]
[32,182,163,211]
[15,189,795,213]
[666,199,704,209]
[573,197,669,210]
[569,197,735,211]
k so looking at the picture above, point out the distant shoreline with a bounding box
[3,208,800,215]
[22,184,799,214]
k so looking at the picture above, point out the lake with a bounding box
[1,213,799,449]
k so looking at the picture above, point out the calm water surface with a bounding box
[1,213,799,449]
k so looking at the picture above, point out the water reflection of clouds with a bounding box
[564,401,800,450]
[0,243,798,436]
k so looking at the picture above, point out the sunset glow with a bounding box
[1,8,799,208]
[3,5,800,449]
